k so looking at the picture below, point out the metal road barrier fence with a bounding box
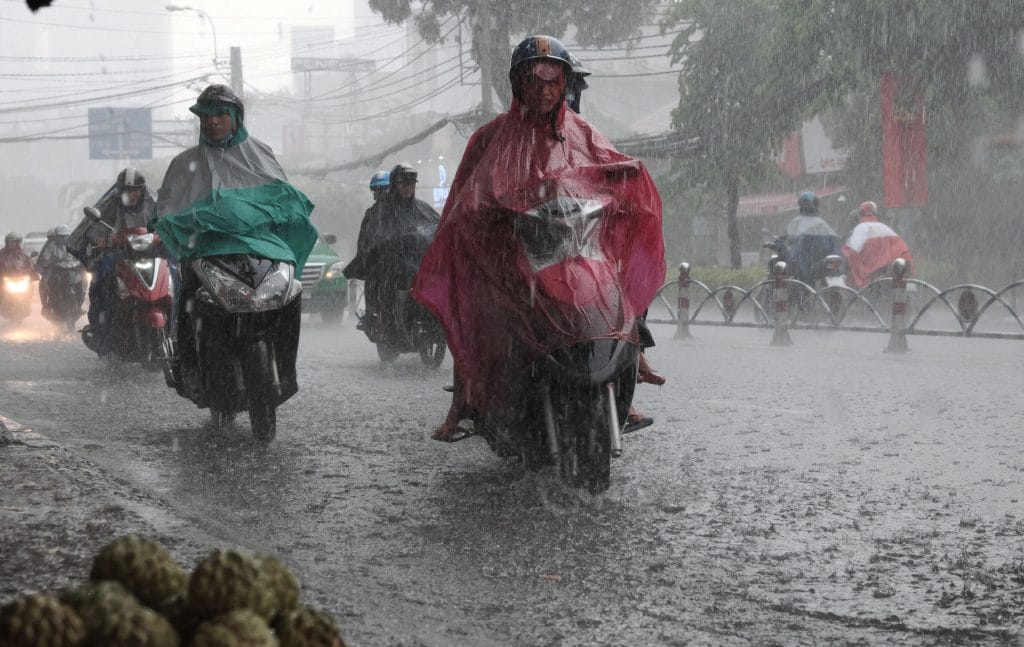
[648,261,1024,348]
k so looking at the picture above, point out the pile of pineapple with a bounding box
[0,534,345,647]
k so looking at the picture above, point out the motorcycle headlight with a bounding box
[517,197,607,272]
[127,233,155,252]
[324,260,345,280]
[197,259,301,313]
[3,276,30,294]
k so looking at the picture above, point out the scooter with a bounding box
[762,236,848,321]
[40,255,87,333]
[465,195,641,494]
[81,207,173,368]
[357,226,446,368]
[163,253,303,443]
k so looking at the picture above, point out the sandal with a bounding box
[431,421,474,443]
[637,368,666,385]
[623,413,654,434]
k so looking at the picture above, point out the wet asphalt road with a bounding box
[1,308,1023,646]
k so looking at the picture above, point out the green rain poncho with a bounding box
[153,124,316,273]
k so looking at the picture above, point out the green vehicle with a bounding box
[300,233,348,323]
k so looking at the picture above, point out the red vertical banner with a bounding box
[775,131,803,178]
[881,72,928,208]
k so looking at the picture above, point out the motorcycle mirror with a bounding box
[30,251,38,258]
[83,206,101,222]
[322,233,337,245]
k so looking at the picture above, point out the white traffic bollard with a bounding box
[674,262,691,340]
[770,260,793,346]
[885,257,909,353]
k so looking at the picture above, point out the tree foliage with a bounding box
[368,0,662,110]
[664,0,814,267]
[669,0,1024,274]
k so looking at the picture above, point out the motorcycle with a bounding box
[357,225,446,368]
[466,196,641,494]
[761,236,848,322]
[163,252,303,443]
[40,255,87,333]
[0,272,33,324]
[80,207,173,367]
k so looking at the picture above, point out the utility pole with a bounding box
[230,46,243,99]
[475,4,494,116]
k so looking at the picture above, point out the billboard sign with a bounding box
[801,115,848,174]
[88,107,152,160]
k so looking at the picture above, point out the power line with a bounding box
[0,74,211,114]
[309,16,458,102]
[591,69,681,78]
[322,74,467,125]
[268,48,466,110]
[0,0,398,23]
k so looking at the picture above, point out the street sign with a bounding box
[88,108,152,160]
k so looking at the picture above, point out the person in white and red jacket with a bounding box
[842,201,913,288]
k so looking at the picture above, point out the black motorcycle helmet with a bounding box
[116,167,146,192]
[389,163,418,186]
[509,35,573,102]
[189,84,245,128]
[565,52,591,114]
[797,191,819,215]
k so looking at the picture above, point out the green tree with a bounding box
[664,0,812,268]
[367,0,662,113]
[780,0,1024,282]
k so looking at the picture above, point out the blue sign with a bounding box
[88,107,152,160]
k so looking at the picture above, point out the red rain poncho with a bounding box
[412,100,665,414]
[842,215,913,288]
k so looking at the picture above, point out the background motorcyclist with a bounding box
[0,232,38,279]
[783,191,842,285]
[344,163,440,340]
[843,200,913,288]
[80,167,157,355]
[369,170,389,203]
[0,232,39,313]
[34,224,83,318]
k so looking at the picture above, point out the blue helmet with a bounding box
[797,191,819,214]
[369,171,390,189]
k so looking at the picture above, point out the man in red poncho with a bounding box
[843,200,913,288]
[413,35,666,440]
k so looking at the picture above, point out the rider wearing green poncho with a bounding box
[153,84,317,276]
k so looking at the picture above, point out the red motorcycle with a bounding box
[468,194,643,493]
[81,207,173,368]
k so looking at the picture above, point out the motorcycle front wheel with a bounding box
[558,386,612,494]
[376,343,400,363]
[418,340,446,368]
[245,339,278,443]
[141,328,164,372]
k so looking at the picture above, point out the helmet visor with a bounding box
[189,100,233,117]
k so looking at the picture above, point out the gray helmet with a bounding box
[189,84,245,126]
[117,167,146,192]
[5,231,22,244]
[55,224,71,237]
